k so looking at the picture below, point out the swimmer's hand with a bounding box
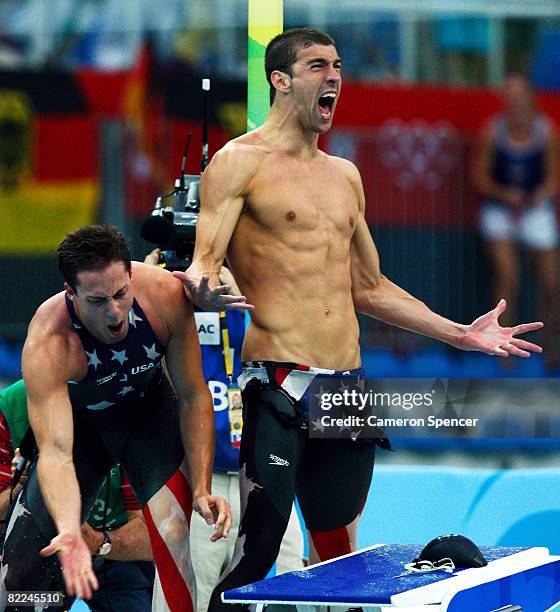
[173,271,254,312]
[459,299,543,357]
[193,494,232,542]
[41,531,99,600]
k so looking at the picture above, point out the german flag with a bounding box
[0,70,98,254]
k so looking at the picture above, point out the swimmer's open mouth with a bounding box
[318,92,336,119]
[108,322,124,335]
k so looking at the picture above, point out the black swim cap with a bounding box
[415,534,487,568]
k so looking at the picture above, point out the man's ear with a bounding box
[270,70,291,95]
[64,282,76,299]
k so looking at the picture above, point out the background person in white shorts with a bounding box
[474,72,560,369]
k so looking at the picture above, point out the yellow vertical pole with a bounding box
[247,0,283,131]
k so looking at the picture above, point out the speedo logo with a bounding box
[269,454,289,467]
[97,372,117,385]
[131,362,155,375]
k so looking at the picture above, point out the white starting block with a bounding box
[223,544,560,611]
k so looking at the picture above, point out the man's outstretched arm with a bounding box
[23,331,98,599]
[347,162,543,357]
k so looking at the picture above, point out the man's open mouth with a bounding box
[318,92,336,119]
[108,322,124,335]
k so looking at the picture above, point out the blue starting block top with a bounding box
[224,544,526,605]
[224,544,560,610]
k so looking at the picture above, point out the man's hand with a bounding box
[40,531,99,600]
[458,299,543,357]
[173,271,254,312]
[193,494,232,542]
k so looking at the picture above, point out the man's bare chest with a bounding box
[245,161,359,236]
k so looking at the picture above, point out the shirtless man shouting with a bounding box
[174,28,542,611]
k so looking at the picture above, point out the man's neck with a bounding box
[259,105,321,160]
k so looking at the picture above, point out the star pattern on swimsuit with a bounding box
[143,343,160,360]
[337,418,351,434]
[310,418,325,433]
[73,323,82,330]
[118,386,134,397]
[8,496,30,527]
[314,385,329,404]
[129,310,143,327]
[111,349,128,365]
[355,378,366,393]
[120,373,128,383]
[87,400,114,410]
[86,349,102,370]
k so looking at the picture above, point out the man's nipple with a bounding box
[286,211,296,222]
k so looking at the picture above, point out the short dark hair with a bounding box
[265,28,336,105]
[57,225,132,291]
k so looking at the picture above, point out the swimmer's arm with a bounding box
[23,334,82,540]
[164,283,231,537]
[173,146,255,310]
[192,148,246,279]
[349,166,543,356]
[22,328,98,598]
[164,285,214,495]
[472,126,524,207]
